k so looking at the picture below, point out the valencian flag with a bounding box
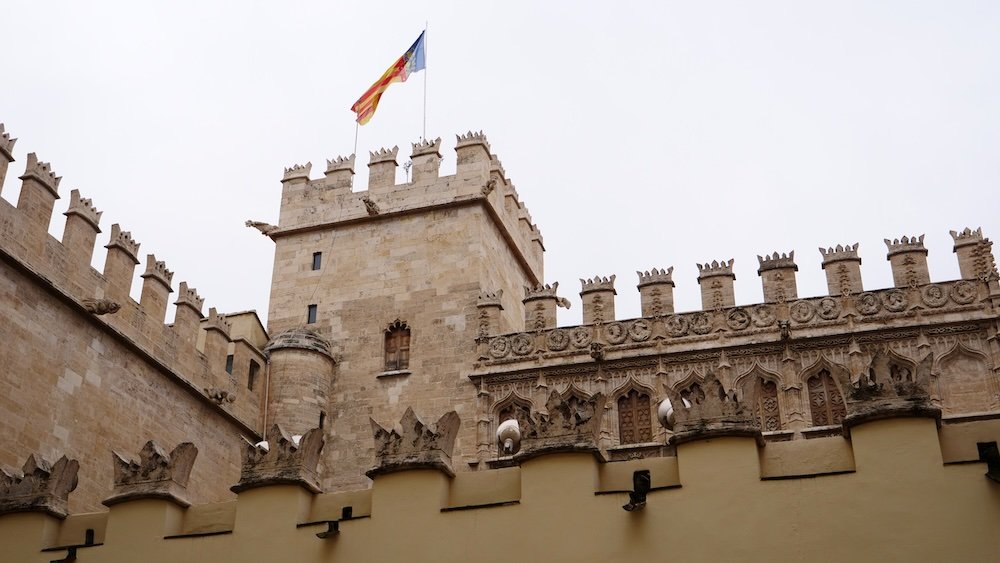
[351,31,426,125]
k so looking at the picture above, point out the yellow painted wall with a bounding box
[3,417,1000,562]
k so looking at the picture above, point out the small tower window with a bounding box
[248,360,260,391]
[384,319,411,371]
[225,354,234,375]
[312,252,322,271]
[307,304,318,324]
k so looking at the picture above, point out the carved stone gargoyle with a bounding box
[82,298,121,315]
[231,425,324,493]
[514,390,607,461]
[0,454,79,519]
[368,407,460,478]
[664,373,763,446]
[103,441,197,507]
[834,351,940,434]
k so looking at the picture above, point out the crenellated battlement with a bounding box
[951,227,984,247]
[819,242,861,263]
[104,223,141,264]
[697,259,735,277]
[368,145,399,164]
[580,274,616,294]
[176,281,205,312]
[325,154,355,173]
[0,123,15,161]
[885,234,926,256]
[757,251,797,273]
[455,130,490,152]
[637,267,674,287]
[411,137,441,157]
[282,162,312,183]
[19,152,61,197]
[524,282,562,301]
[64,189,102,229]
[141,254,174,289]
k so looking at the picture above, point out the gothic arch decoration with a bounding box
[611,379,658,446]
[383,319,411,371]
[735,366,782,432]
[934,343,995,414]
[669,370,709,406]
[799,356,851,427]
[492,391,533,422]
[559,383,593,404]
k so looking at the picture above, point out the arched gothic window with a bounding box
[384,319,411,371]
[617,389,653,444]
[751,378,781,432]
[807,369,846,426]
[679,382,706,406]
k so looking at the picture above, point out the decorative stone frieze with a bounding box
[0,454,79,519]
[232,425,324,493]
[104,441,197,507]
[664,374,762,446]
[369,407,461,478]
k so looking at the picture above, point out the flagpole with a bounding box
[422,22,428,141]
[353,121,359,157]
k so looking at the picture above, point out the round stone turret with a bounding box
[264,327,336,436]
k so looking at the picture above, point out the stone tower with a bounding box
[262,132,543,488]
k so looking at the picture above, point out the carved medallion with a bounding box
[817,297,840,320]
[920,284,949,308]
[789,300,815,323]
[951,280,977,305]
[605,322,628,344]
[690,313,712,335]
[883,289,908,313]
[511,334,534,356]
[546,329,570,351]
[489,337,511,359]
[664,315,689,337]
[628,319,652,342]
[855,293,881,315]
[752,305,776,327]
[570,327,592,348]
[726,308,751,330]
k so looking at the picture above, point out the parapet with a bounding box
[820,243,863,295]
[64,189,102,230]
[105,441,197,507]
[885,234,927,256]
[637,267,674,287]
[19,152,61,197]
[637,268,675,316]
[0,123,15,161]
[369,408,461,478]
[697,259,736,309]
[757,251,797,273]
[757,251,798,303]
[0,454,79,519]
[104,223,141,264]
[282,162,312,183]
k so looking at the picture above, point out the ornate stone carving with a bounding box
[921,284,949,307]
[590,343,606,362]
[82,298,121,315]
[665,315,689,337]
[833,351,940,433]
[605,322,627,344]
[282,162,312,182]
[951,280,977,304]
[511,334,533,356]
[751,305,776,327]
[369,408,460,478]
[232,425,324,493]
[690,313,712,335]
[514,390,607,460]
[245,219,278,236]
[817,297,840,320]
[0,454,79,519]
[361,195,380,216]
[789,300,815,323]
[884,289,908,313]
[325,153,355,173]
[104,441,197,507]
[665,374,762,446]
[727,308,751,331]
[65,189,102,229]
[570,327,592,348]
[546,329,570,351]
[628,319,652,342]
[205,387,236,404]
[855,292,882,315]
[19,152,62,196]
[489,336,511,359]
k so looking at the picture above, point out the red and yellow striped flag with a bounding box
[351,32,426,125]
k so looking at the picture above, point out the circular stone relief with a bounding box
[488,337,510,359]
[920,284,949,308]
[951,280,977,305]
[570,327,592,348]
[789,300,815,323]
[883,289,908,313]
[664,315,689,337]
[690,313,712,335]
[855,292,881,315]
[816,297,840,320]
[545,329,570,351]
[511,334,534,356]
[628,319,652,342]
[726,308,751,330]
[605,322,628,344]
[752,305,776,327]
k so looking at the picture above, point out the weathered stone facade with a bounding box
[2,121,1000,562]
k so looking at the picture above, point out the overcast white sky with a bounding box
[1,1,997,328]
